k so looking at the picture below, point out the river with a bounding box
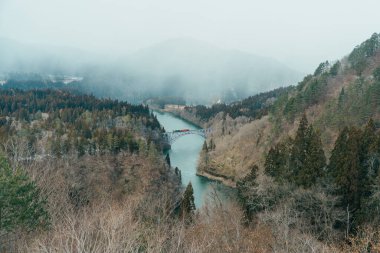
[154,111,234,208]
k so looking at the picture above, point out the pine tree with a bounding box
[180,182,195,222]
[300,125,326,186]
[209,138,216,150]
[264,139,292,182]
[237,165,260,221]
[165,153,171,167]
[362,118,377,154]
[290,114,310,186]
[328,127,364,229]
[202,140,208,152]
[338,87,345,107]
[330,61,341,76]
[174,167,182,181]
[290,114,326,187]
[265,147,279,178]
[374,67,380,82]
[0,155,49,234]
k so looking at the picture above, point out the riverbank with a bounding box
[153,110,234,207]
[154,106,239,189]
[196,170,236,188]
[153,106,206,129]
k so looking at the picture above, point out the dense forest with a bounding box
[185,87,291,121]
[187,33,380,251]
[0,89,162,159]
[2,33,380,252]
[238,115,380,241]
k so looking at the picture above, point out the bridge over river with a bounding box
[163,128,212,145]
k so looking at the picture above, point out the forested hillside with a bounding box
[185,87,291,121]
[160,33,380,250]
[3,32,380,252]
[0,89,282,252]
[0,89,181,252]
[183,33,380,181]
[0,89,163,158]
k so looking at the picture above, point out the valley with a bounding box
[1,3,380,249]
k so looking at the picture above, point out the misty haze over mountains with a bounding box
[0,37,303,104]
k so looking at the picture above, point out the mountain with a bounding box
[0,37,302,103]
[167,33,380,182]
[156,33,380,248]
[124,38,303,103]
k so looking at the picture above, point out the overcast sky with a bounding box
[0,0,379,73]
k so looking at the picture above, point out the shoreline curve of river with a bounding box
[153,110,235,208]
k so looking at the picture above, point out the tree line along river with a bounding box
[153,110,234,208]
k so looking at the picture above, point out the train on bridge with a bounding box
[163,128,211,145]
[172,129,190,133]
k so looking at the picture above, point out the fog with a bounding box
[0,0,379,103]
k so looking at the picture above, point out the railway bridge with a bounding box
[163,128,211,145]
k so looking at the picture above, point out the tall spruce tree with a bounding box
[180,182,195,221]
[0,155,49,234]
[202,140,208,152]
[328,127,363,229]
[237,165,260,221]
[290,114,326,188]
[264,140,292,182]
[165,153,171,167]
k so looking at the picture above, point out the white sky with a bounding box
[0,0,379,72]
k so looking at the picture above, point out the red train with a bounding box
[173,129,190,133]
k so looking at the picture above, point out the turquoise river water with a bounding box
[154,110,234,208]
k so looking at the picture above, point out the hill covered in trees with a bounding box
[0,89,163,158]
[1,88,285,252]
[184,87,291,121]
[4,33,380,253]
[182,33,380,180]
[166,33,380,249]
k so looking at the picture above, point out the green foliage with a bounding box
[290,116,326,188]
[202,140,208,152]
[180,182,195,222]
[174,167,182,182]
[188,87,291,121]
[165,153,171,167]
[0,155,49,233]
[237,165,260,220]
[209,138,216,150]
[264,140,292,182]
[348,33,380,75]
[329,61,341,76]
[327,119,380,230]
[373,67,380,82]
[265,115,326,188]
[314,61,330,76]
[0,89,163,157]
[281,75,329,121]
[338,87,345,108]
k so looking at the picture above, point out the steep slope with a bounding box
[173,33,380,184]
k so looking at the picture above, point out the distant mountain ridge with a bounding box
[124,38,303,103]
[0,37,303,103]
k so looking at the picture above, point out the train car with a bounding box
[173,129,190,133]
